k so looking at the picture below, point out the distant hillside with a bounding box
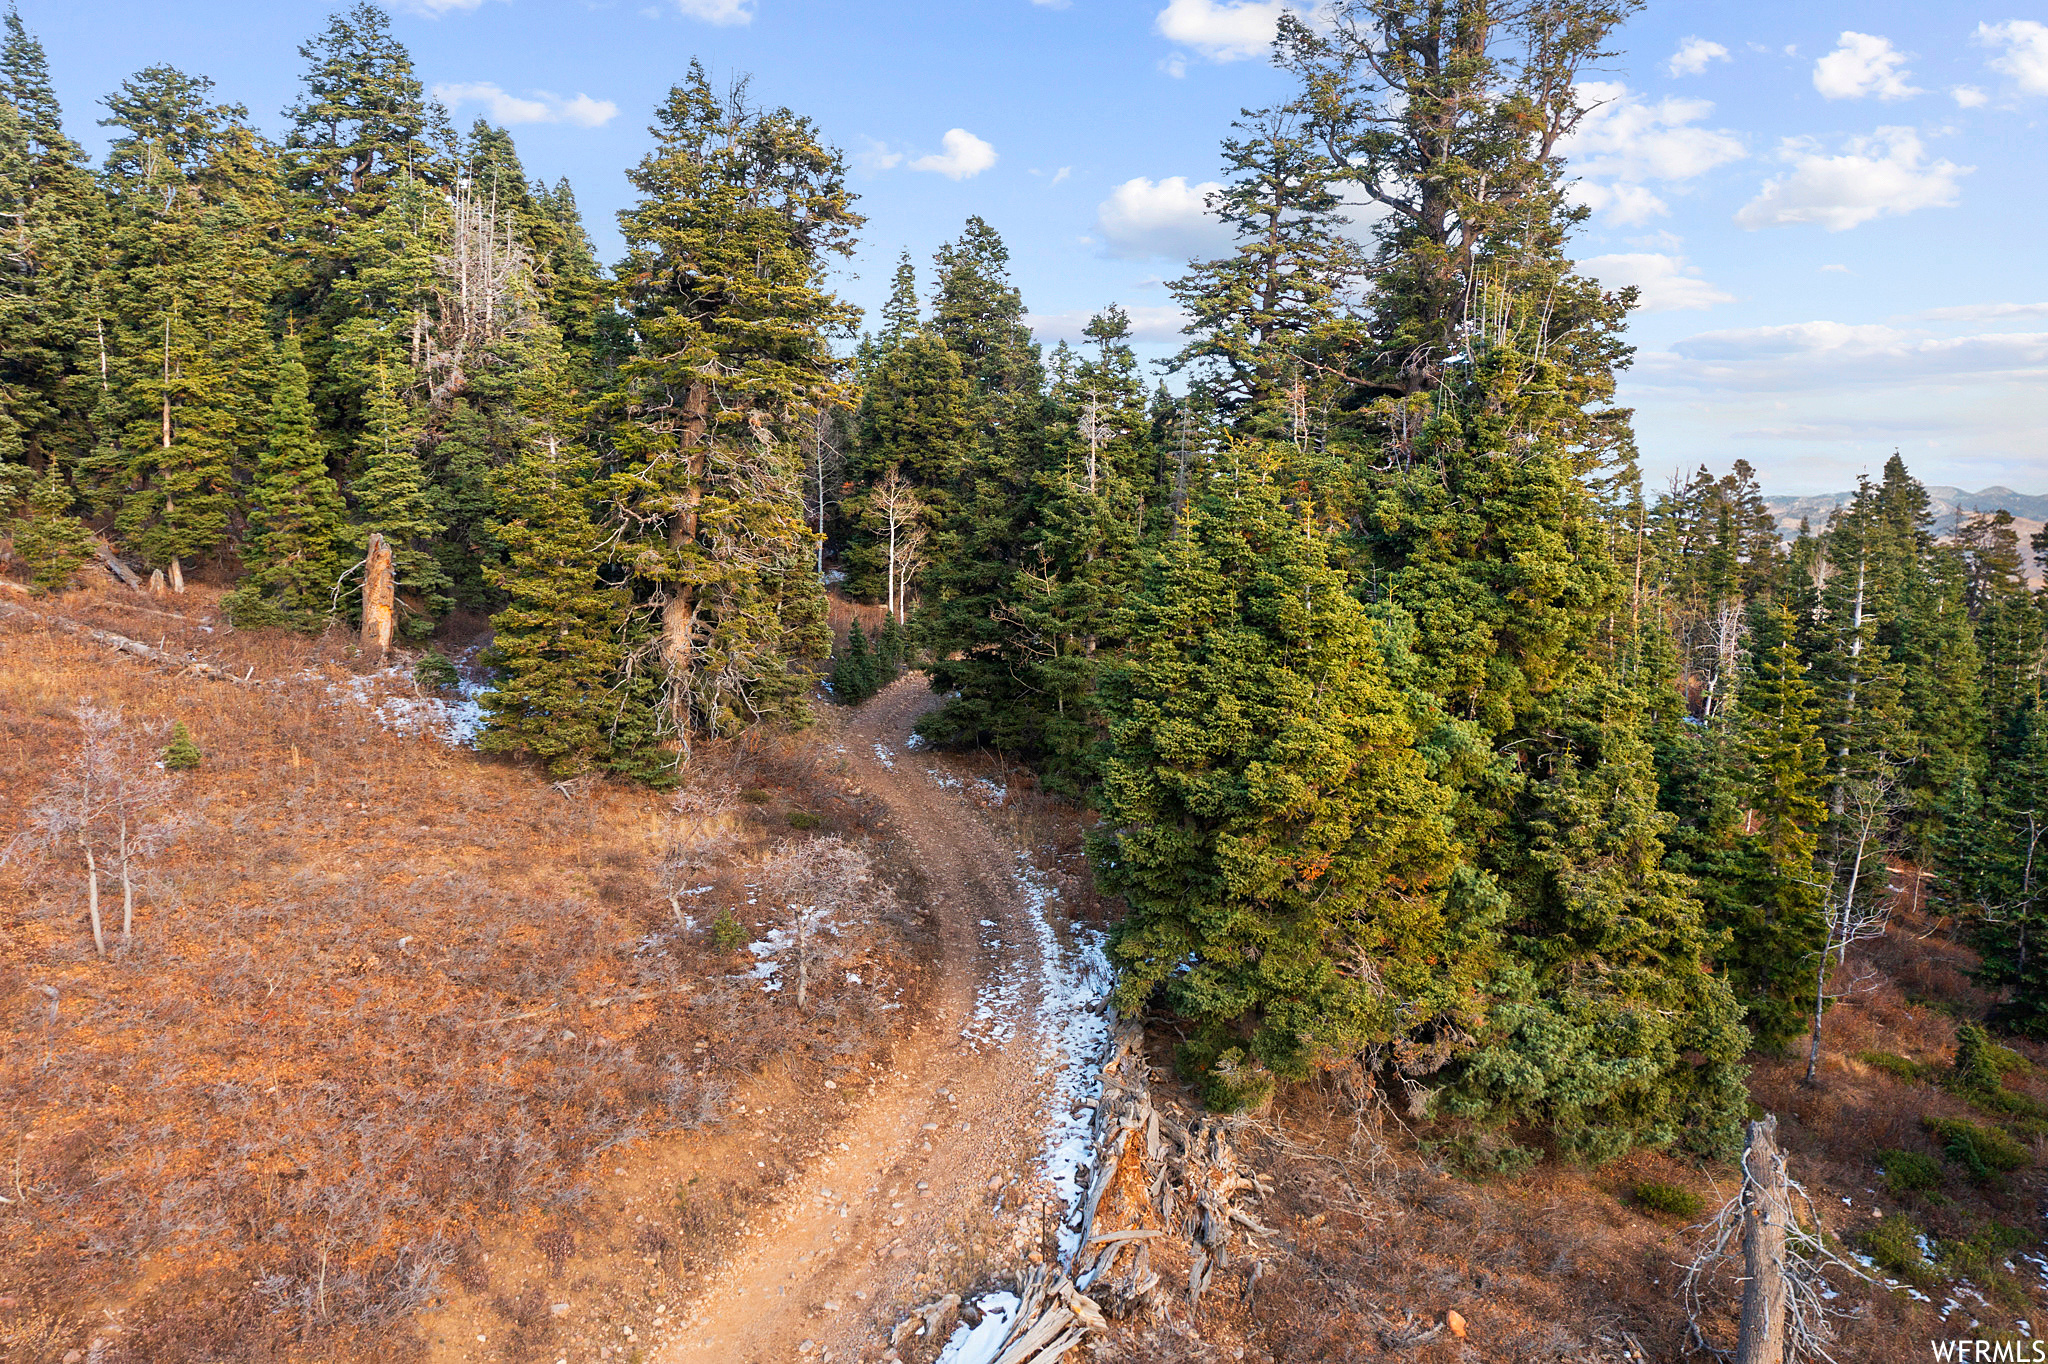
[1764,485,2046,583]
[1764,485,2048,539]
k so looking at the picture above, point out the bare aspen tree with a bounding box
[867,468,927,623]
[757,836,881,1012]
[804,408,843,579]
[10,703,178,959]
[1805,772,1899,1085]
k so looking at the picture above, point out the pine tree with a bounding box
[1724,600,1829,1047]
[832,619,878,704]
[1167,96,1367,425]
[1275,0,1746,1160]
[0,7,101,474]
[281,4,449,307]
[225,333,348,630]
[351,360,449,628]
[480,330,636,777]
[161,720,202,770]
[97,68,280,572]
[1099,446,1473,1106]
[610,64,857,753]
[843,330,972,604]
[7,459,92,591]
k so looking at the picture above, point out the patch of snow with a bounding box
[904,732,926,750]
[872,744,896,770]
[1011,852,1115,1266]
[973,778,1008,807]
[932,1291,1020,1364]
[927,768,964,791]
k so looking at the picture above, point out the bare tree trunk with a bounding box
[119,811,134,941]
[361,533,395,659]
[794,906,809,1012]
[148,569,167,596]
[1735,1116,1789,1364]
[84,842,104,959]
[1832,550,1867,819]
[662,381,714,734]
[168,557,184,594]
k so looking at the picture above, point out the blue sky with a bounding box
[18,0,2048,495]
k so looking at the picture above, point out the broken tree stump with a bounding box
[361,532,395,658]
[1735,1115,1789,1364]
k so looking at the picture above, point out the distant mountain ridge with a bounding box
[1763,485,2048,537]
[1762,485,2046,583]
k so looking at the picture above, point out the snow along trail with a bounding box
[656,676,1116,1364]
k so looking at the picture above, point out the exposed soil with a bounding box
[414,676,1099,1364]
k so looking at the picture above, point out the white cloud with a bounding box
[1649,321,2048,389]
[432,82,619,128]
[1916,301,2048,322]
[1580,252,1734,312]
[1665,37,1729,77]
[910,129,998,181]
[1028,304,1188,345]
[1951,85,1990,108]
[1096,176,1232,260]
[1977,20,2048,96]
[853,137,904,173]
[1560,82,1744,223]
[1049,166,1071,186]
[1154,0,1294,63]
[673,0,754,23]
[1032,0,1072,7]
[1812,32,1921,101]
[403,0,492,12]
[1735,128,1968,231]
[1570,181,1669,225]
[1820,263,1852,274]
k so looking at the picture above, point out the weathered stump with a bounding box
[361,532,395,659]
[1735,1115,1788,1364]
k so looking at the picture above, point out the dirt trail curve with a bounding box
[660,676,1101,1363]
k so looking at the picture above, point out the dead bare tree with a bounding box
[8,702,180,957]
[1682,1114,1867,1362]
[1806,771,1900,1085]
[756,836,880,1012]
[865,468,927,623]
[657,826,737,933]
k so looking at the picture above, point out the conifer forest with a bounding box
[3,2,2046,1361]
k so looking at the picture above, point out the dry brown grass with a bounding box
[0,584,920,1363]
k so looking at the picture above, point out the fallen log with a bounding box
[0,600,250,684]
[91,537,144,590]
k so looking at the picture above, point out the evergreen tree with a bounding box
[1099,447,1474,1106]
[0,7,101,473]
[1724,600,1829,1047]
[1275,0,1746,1160]
[481,331,637,776]
[225,333,348,629]
[842,329,972,603]
[281,3,449,296]
[352,360,449,627]
[610,64,858,753]
[7,458,92,591]
[1960,705,2048,1034]
[831,619,880,704]
[1167,97,1367,426]
[97,68,280,571]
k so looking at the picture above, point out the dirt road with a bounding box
[658,677,1106,1363]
